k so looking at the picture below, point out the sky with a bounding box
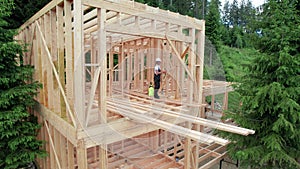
[220,0,265,7]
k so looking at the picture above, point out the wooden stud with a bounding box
[77,139,88,169]
[64,0,74,123]
[56,4,66,118]
[98,8,107,123]
[67,140,75,169]
[109,36,113,96]
[60,134,68,169]
[74,0,85,127]
[98,8,108,168]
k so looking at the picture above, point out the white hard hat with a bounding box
[156,58,161,62]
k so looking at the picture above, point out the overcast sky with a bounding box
[220,0,265,7]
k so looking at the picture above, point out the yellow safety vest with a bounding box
[148,86,154,96]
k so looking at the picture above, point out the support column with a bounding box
[74,0,85,127]
[98,8,108,169]
[64,0,74,124]
[184,28,196,169]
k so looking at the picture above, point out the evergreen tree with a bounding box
[205,0,222,51]
[0,1,46,168]
[6,0,50,28]
[230,0,239,26]
[222,0,300,168]
[221,0,232,46]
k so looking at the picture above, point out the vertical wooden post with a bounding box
[74,0,85,126]
[67,141,75,169]
[54,129,62,167]
[57,4,66,117]
[140,46,145,92]
[64,0,74,123]
[60,134,68,169]
[41,15,48,108]
[98,8,107,123]
[108,36,113,97]
[77,139,87,169]
[98,8,108,169]
[222,91,228,118]
[120,39,125,95]
[51,8,60,114]
[184,28,196,169]
[46,12,55,112]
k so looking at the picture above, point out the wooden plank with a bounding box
[99,145,108,169]
[60,134,68,169]
[43,119,50,168]
[34,103,77,145]
[77,139,88,169]
[107,103,229,145]
[184,122,192,169]
[82,0,203,30]
[98,8,107,124]
[54,129,62,168]
[108,36,113,96]
[67,141,75,169]
[98,8,108,169]
[74,0,85,127]
[181,46,190,59]
[46,11,55,111]
[49,124,55,169]
[64,0,74,124]
[107,98,255,135]
[104,23,192,43]
[50,8,60,114]
[57,4,66,117]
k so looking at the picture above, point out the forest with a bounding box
[0,0,299,169]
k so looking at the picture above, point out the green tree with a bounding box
[0,1,46,168]
[205,0,222,51]
[6,0,50,28]
[222,0,300,168]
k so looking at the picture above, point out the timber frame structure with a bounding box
[16,0,254,168]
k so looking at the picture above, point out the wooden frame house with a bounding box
[16,0,254,168]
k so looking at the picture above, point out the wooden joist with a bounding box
[108,98,255,136]
[107,101,229,145]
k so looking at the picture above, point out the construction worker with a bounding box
[154,57,166,99]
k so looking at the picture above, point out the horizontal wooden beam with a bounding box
[110,98,255,135]
[78,118,164,148]
[34,103,77,145]
[83,0,203,30]
[105,24,192,42]
[203,86,234,96]
[107,101,229,145]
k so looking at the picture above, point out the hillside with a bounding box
[211,45,259,111]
